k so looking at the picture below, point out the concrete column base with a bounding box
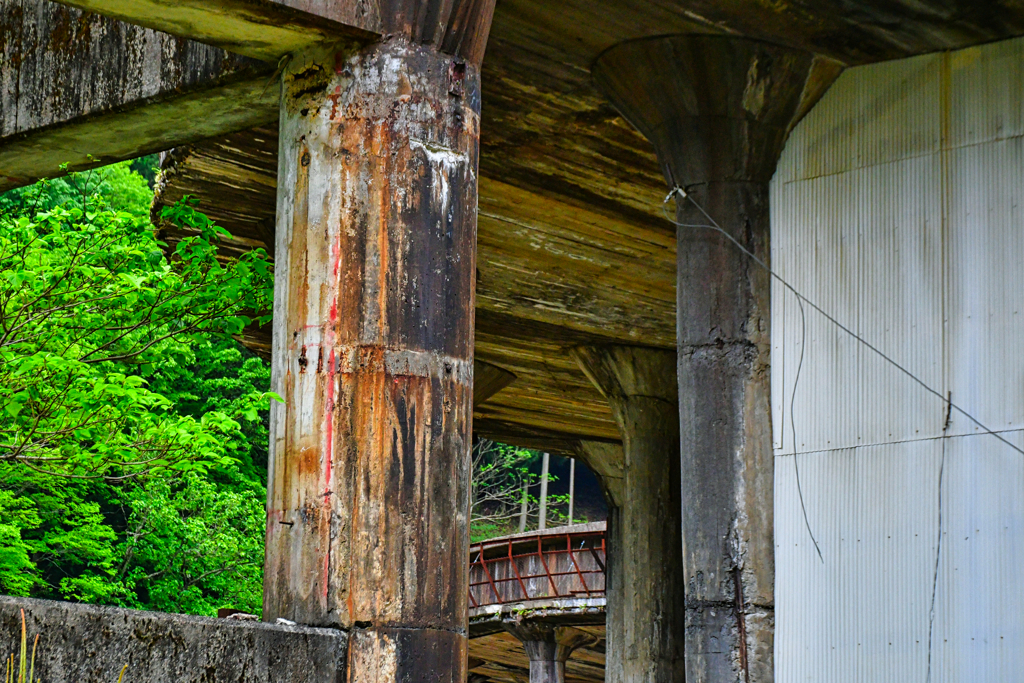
[504,623,597,683]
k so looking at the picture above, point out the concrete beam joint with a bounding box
[570,345,677,403]
[592,35,842,187]
[53,0,496,66]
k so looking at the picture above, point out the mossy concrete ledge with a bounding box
[0,596,348,682]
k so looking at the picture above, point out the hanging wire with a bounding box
[663,186,1024,457]
[663,187,822,562]
[662,185,1024,560]
[787,265,819,562]
[926,392,952,683]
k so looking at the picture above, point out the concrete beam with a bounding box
[262,3,495,680]
[572,345,683,683]
[0,596,347,682]
[474,359,517,407]
[0,0,276,190]
[51,0,373,63]
[593,36,843,683]
[574,440,625,508]
[53,0,492,65]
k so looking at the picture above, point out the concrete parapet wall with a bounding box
[0,596,347,682]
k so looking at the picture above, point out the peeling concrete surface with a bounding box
[263,14,493,680]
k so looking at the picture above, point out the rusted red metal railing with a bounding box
[468,527,607,608]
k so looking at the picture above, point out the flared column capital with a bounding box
[592,35,841,186]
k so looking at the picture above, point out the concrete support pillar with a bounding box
[593,37,842,683]
[504,623,597,683]
[572,346,683,683]
[262,5,495,680]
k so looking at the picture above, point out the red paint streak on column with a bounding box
[323,239,341,493]
[321,237,342,601]
[324,349,336,491]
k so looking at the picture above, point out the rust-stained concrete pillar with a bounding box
[262,4,495,680]
[572,346,683,683]
[505,623,597,683]
[593,37,841,683]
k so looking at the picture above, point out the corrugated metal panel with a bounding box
[947,39,1024,148]
[775,440,941,683]
[771,33,1024,682]
[773,53,942,185]
[775,433,1024,682]
[771,64,946,454]
[938,432,1024,683]
[945,138,1024,437]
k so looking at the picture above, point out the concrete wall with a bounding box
[770,35,1024,682]
[0,596,347,682]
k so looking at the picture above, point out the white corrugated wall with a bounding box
[771,37,1024,682]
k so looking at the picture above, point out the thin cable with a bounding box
[662,186,1024,460]
[926,393,952,683]
[789,284,823,562]
[662,188,822,562]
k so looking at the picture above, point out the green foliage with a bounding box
[115,471,265,615]
[0,169,274,480]
[0,420,267,615]
[0,162,153,219]
[470,442,582,541]
[0,492,39,597]
[470,440,535,541]
[128,155,161,189]
[146,337,272,482]
[0,161,272,616]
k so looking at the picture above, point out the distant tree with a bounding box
[112,470,265,614]
[0,167,275,480]
[471,439,534,541]
[0,162,274,613]
[470,440,576,541]
[0,162,153,219]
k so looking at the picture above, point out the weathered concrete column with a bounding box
[593,37,841,682]
[572,346,683,683]
[504,623,597,683]
[262,5,495,680]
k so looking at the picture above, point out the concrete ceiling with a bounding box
[151,0,1024,465]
